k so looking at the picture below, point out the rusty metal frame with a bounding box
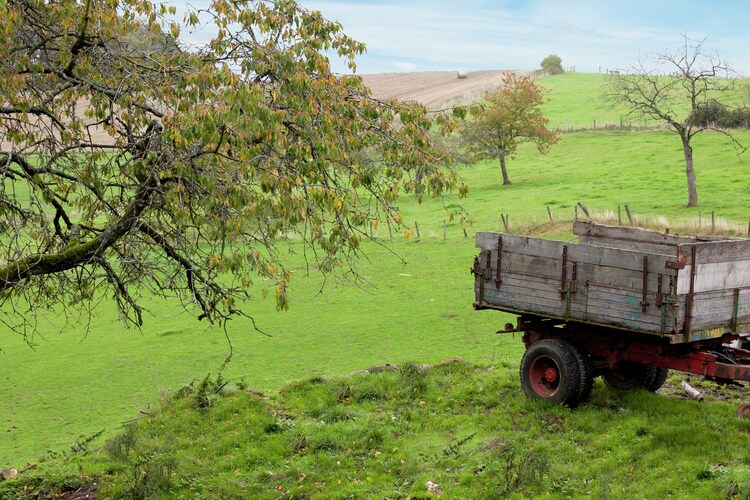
[517,316,750,382]
[640,255,649,312]
[495,235,503,288]
[684,244,697,338]
[731,288,741,333]
[559,245,568,299]
[656,275,663,308]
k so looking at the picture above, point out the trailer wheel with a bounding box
[570,344,594,406]
[737,402,750,418]
[603,362,662,391]
[644,367,669,392]
[520,339,581,407]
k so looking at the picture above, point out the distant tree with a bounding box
[604,36,744,207]
[541,55,564,75]
[0,0,464,337]
[459,74,558,185]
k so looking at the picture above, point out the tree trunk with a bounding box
[681,134,698,207]
[499,151,511,185]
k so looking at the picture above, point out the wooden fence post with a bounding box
[577,202,590,218]
[618,205,622,225]
[624,204,633,224]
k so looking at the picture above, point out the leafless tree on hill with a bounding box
[604,35,745,207]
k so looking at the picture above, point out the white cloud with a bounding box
[302,0,750,75]
[165,0,750,75]
[392,61,418,71]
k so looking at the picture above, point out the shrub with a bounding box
[541,55,564,75]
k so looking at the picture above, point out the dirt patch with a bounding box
[57,484,98,499]
[660,373,750,405]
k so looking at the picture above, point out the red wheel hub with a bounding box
[528,355,561,397]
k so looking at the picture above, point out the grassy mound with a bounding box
[4,360,750,498]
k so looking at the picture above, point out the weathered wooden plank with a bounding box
[677,239,750,265]
[573,261,670,292]
[579,235,678,257]
[572,285,674,324]
[695,261,750,292]
[478,266,670,320]
[476,232,679,276]
[481,269,666,308]
[675,261,750,294]
[478,273,569,310]
[690,288,750,330]
[495,251,669,292]
[500,252,560,280]
[573,221,696,245]
[574,221,740,245]
[478,240,677,295]
[478,291,675,335]
[479,273,671,328]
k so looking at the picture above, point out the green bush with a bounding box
[541,54,564,75]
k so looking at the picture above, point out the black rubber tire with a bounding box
[520,339,581,407]
[603,363,667,391]
[644,367,669,392]
[602,362,652,390]
[569,344,594,406]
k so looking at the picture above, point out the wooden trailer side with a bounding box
[474,232,682,338]
[675,240,750,340]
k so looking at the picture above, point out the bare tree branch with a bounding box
[604,35,744,207]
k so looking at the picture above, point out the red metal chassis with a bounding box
[514,315,750,382]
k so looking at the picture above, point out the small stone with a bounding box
[1,468,18,480]
[426,480,442,495]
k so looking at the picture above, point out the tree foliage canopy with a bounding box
[0,0,464,336]
[540,55,563,75]
[604,36,744,207]
[459,73,557,185]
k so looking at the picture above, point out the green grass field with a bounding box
[4,72,750,497]
[537,73,629,130]
[537,72,740,131]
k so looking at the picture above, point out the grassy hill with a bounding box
[4,72,750,497]
[5,361,750,498]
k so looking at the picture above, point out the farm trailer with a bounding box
[472,221,750,412]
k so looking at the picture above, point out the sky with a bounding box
[172,0,750,75]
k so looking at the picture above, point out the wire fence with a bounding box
[371,203,750,243]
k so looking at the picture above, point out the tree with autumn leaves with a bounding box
[459,74,557,185]
[0,0,464,336]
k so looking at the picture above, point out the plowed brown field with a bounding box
[1,70,516,149]
[361,70,520,110]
